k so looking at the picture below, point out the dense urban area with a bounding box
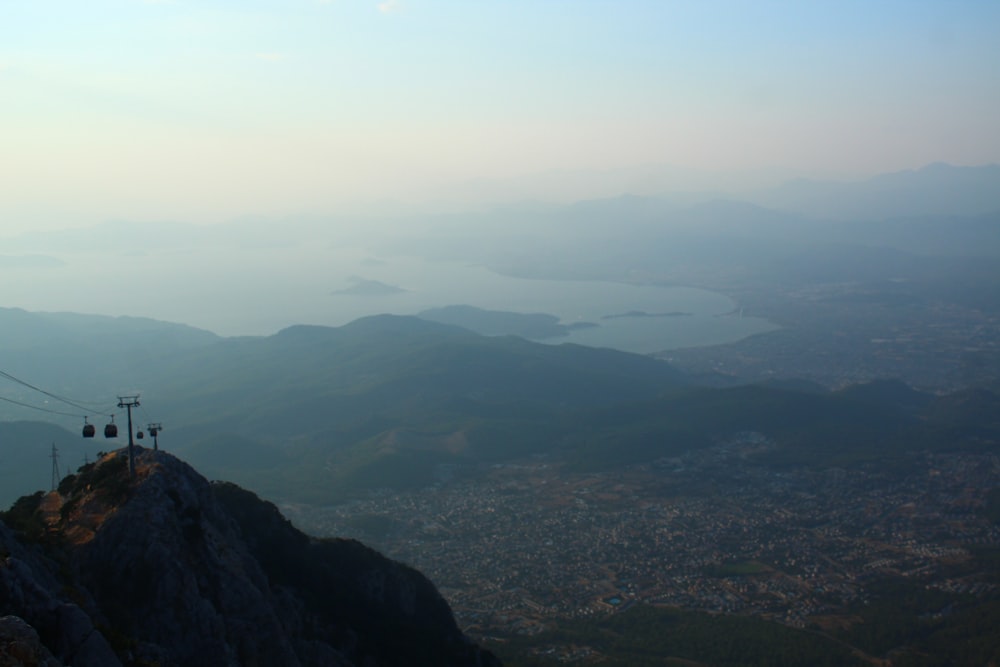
[285,438,1000,640]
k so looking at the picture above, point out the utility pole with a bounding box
[118,395,140,478]
[50,442,60,491]
[147,423,163,451]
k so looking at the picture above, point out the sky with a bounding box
[1,0,999,233]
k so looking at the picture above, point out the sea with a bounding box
[5,242,776,354]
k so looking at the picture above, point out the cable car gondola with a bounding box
[104,416,118,439]
[82,418,95,439]
[136,430,144,440]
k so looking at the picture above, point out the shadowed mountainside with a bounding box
[143,315,690,500]
[0,447,499,667]
[4,311,999,506]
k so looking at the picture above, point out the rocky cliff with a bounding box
[0,447,500,667]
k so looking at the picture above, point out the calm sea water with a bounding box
[6,244,776,353]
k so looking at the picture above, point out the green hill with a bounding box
[4,310,998,505]
[147,315,689,500]
[146,318,997,503]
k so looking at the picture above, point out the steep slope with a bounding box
[147,315,688,499]
[156,315,687,421]
[0,447,499,667]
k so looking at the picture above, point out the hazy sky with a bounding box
[2,0,999,233]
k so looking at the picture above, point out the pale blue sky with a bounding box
[2,0,998,231]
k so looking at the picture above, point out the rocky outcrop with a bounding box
[0,448,500,667]
[0,615,61,667]
[0,514,121,667]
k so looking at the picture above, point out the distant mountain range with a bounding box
[372,164,1000,290]
[749,162,1000,221]
[434,162,1000,221]
[5,163,998,259]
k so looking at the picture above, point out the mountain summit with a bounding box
[0,447,500,667]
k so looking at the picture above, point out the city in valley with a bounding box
[285,438,1000,640]
[281,260,1000,649]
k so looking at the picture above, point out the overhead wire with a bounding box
[118,349,161,433]
[0,361,166,446]
[137,401,158,426]
[0,394,87,418]
[0,368,118,419]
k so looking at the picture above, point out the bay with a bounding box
[4,243,776,353]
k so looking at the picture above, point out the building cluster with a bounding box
[285,446,1000,637]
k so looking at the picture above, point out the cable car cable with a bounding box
[0,394,88,418]
[0,368,117,415]
[0,367,144,443]
[137,402,159,428]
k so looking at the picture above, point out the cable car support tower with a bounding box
[118,395,140,478]
[147,423,162,451]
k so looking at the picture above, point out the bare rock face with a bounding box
[0,448,500,667]
[0,615,61,667]
[0,518,121,667]
[69,450,305,667]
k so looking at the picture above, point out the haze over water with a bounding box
[3,1,995,356]
[4,242,773,354]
